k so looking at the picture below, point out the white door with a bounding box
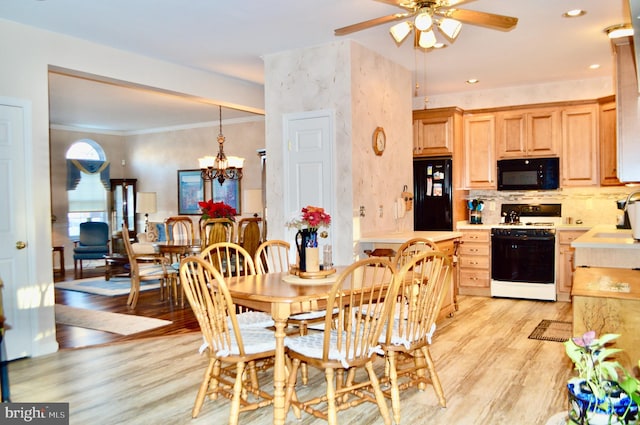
[283,110,335,255]
[0,101,33,360]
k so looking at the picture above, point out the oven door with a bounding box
[491,234,555,284]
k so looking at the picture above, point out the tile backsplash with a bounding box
[467,186,637,226]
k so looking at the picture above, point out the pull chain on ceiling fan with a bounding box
[335,0,518,50]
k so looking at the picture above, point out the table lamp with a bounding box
[136,192,157,233]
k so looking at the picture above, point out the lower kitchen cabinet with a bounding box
[557,229,588,302]
[435,238,459,317]
[458,228,491,296]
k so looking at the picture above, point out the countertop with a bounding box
[359,230,463,244]
[571,224,640,249]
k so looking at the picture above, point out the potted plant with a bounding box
[564,331,639,424]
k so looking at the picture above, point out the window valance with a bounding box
[66,159,111,191]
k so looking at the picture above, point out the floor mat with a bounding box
[55,304,172,335]
[55,277,160,296]
[528,319,572,343]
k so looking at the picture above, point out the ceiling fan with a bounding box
[335,0,518,49]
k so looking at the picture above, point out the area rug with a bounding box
[55,277,160,296]
[528,319,572,343]
[55,304,172,335]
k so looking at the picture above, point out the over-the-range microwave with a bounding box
[497,157,559,191]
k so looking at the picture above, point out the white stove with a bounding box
[490,204,561,301]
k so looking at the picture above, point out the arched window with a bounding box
[66,139,109,238]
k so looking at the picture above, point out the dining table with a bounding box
[154,240,202,257]
[225,268,345,425]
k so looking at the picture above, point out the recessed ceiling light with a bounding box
[589,64,600,70]
[604,24,634,39]
[466,79,479,84]
[563,9,586,18]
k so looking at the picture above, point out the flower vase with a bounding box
[295,229,318,272]
[567,378,639,425]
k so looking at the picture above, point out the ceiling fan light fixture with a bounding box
[390,21,412,43]
[418,30,437,49]
[438,18,462,40]
[414,9,433,31]
[604,24,634,39]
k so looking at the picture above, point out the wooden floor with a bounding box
[12,270,575,425]
[54,267,200,349]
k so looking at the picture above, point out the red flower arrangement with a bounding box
[287,206,331,232]
[198,200,237,221]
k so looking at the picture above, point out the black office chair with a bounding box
[73,221,110,279]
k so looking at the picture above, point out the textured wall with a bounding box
[264,40,412,265]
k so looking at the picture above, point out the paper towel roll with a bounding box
[395,198,406,219]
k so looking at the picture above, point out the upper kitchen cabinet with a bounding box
[561,103,599,187]
[612,36,640,183]
[412,107,463,157]
[496,107,560,158]
[463,114,496,189]
[598,96,622,186]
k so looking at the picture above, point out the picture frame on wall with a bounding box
[212,178,241,213]
[177,170,204,215]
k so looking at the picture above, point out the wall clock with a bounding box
[373,127,385,156]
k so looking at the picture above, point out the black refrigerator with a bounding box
[413,157,453,231]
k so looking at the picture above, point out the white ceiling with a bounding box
[0,0,631,132]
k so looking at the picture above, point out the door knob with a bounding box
[16,241,27,250]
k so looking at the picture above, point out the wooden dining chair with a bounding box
[199,217,235,249]
[254,239,290,275]
[237,217,263,259]
[179,255,278,425]
[164,216,195,245]
[283,257,397,425]
[254,238,331,383]
[200,242,273,326]
[392,237,439,270]
[121,225,177,309]
[381,250,453,424]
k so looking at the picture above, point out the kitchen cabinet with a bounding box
[561,103,599,187]
[435,238,459,318]
[463,114,496,189]
[496,107,560,158]
[612,36,640,183]
[458,228,491,296]
[557,229,587,302]
[412,107,462,157]
[598,97,622,186]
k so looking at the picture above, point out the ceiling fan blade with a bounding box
[334,13,410,36]
[442,8,518,30]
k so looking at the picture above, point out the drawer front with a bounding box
[558,230,587,245]
[459,244,490,257]
[436,239,456,257]
[461,230,490,243]
[459,269,490,288]
[459,255,490,269]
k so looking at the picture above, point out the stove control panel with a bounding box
[491,227,556,238]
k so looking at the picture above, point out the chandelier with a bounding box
[389,6,462,49]
[198,105,244,185]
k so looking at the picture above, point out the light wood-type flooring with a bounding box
[11,269,575,425]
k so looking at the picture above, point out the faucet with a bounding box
[623,190,640,213]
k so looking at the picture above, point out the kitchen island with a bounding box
[359,230,463,318]
[572,267,640,371]
[571,224,640,269]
